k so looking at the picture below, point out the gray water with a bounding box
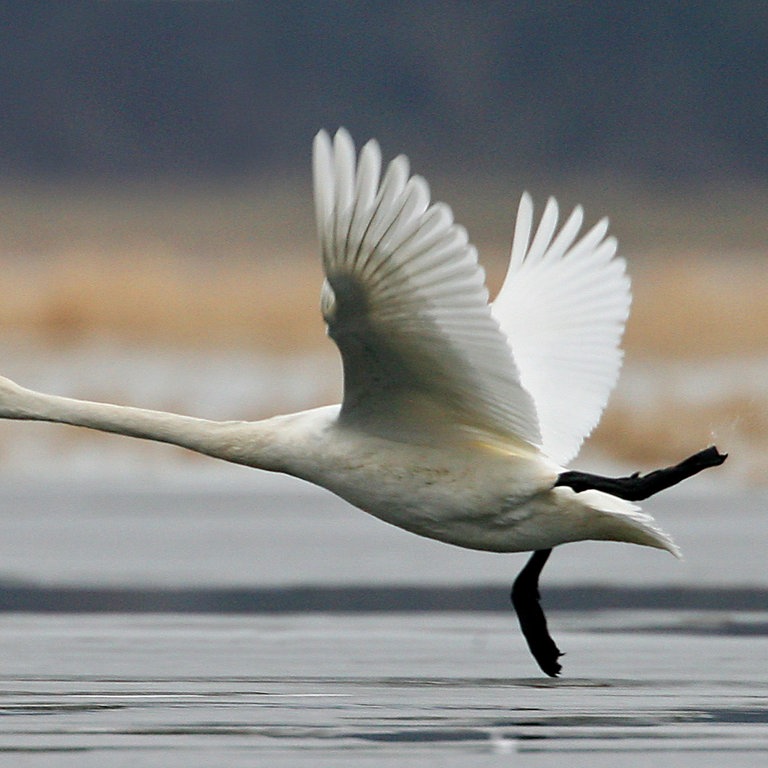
[0,479,766,765]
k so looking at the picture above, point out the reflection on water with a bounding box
[0,614,766,764]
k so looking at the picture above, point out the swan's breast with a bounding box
[292,421,558,550]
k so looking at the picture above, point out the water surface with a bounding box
[0,482,765,765]
[0,613,766,766]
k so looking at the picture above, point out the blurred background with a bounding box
[0,1,765,483]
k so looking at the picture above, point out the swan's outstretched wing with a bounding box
[313,129,541,447]
[492,193,630,466]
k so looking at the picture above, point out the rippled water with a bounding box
[0,613,766,766]
[0,482,765,764]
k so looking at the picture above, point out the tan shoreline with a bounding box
[0,185,764,478]
[0,250,763,358]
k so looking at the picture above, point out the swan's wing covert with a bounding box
[492,193,631,465]
[313,129,541,447]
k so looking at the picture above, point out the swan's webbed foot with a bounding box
[511,548,562,677]
[554,445,727,501]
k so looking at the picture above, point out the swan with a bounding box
[0,129,726,676]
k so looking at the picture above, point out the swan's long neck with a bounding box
[0,377,316,473]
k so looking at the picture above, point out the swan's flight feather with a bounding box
[492,193,631,464]
[313,128,542,447]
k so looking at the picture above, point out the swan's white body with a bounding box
[0,129,679,556]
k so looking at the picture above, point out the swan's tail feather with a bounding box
[554,486,682,557]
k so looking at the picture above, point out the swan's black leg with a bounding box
[554,445,727,501]
[511,548,562,677]
[512,446,727,677]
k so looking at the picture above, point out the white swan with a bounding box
[0,129,725,675]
